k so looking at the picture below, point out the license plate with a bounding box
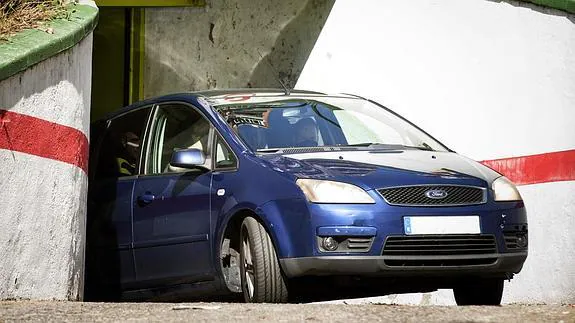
[404,216,481,235]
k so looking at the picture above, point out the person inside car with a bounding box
[116,131,140,176]
[293,117,318,147]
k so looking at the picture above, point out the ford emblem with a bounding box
[425,189,448,199]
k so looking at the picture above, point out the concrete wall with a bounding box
[0,33,93,300]
[297,0,575,304]
[143,0,335,98]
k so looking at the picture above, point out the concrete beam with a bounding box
[143,0,335,97]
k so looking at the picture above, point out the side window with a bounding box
[215,135,237,169]
[95,107,151,180]
[146,104,211,174]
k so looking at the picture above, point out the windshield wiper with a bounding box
[401,145,434,151]
[257,143,435,153]
[404,142,435,151]
[341,143,435,151]
[341,143,403,149]
[256,148,281,153]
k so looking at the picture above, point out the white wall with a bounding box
[508,181,575,303]
[297,0,575,304]
[0,34,93,300]
[297,0,575,160]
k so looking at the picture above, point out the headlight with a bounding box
[492,176,522,201]
[296,179,375,204]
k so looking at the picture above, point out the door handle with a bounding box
[137,192,156,206]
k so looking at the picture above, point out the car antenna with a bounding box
[257,49,291,95]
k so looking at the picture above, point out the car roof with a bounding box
[93,89,364,123]
[191,88,327,97]
[193,88,365,107]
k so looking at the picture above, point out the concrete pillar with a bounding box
[0,29,94,301]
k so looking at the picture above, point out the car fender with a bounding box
[254,198,314,258]
[214,198,313,261]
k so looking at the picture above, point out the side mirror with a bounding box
[170,148,206,169]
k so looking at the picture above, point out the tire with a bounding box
[239,217,288,303]
[453,278,504,305]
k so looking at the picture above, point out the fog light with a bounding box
[516,234,528,248]
[322,237,338,251]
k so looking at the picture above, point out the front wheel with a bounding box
[453,278,504,305]
[239,217,288,303]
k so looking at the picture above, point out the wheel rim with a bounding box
[242,233,255,300]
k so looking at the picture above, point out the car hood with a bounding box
[258,150,501,190]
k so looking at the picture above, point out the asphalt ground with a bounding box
[0,301,574,323]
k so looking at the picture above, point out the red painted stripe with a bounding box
[0,108,573,184]
[0,110,88,173]
[481,149,575,185]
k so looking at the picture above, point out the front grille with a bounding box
[377,185,486,206]
[384,258,497,267]
[383,235,497,256]
[383,235,497,266]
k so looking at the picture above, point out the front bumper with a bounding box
[280,251,527,278]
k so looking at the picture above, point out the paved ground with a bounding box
[0,301,573,322]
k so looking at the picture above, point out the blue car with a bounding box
[85,89,527,305]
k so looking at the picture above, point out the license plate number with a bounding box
[404,216,481,235]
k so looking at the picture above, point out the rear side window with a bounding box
[94,107,151,180]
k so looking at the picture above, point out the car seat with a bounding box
[266,109,293,148]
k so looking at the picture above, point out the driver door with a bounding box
[132,102,214,287]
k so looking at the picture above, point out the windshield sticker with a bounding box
[224,112,265,127]
[223,94,254,102]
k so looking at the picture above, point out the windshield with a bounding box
[213,96,448,152]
